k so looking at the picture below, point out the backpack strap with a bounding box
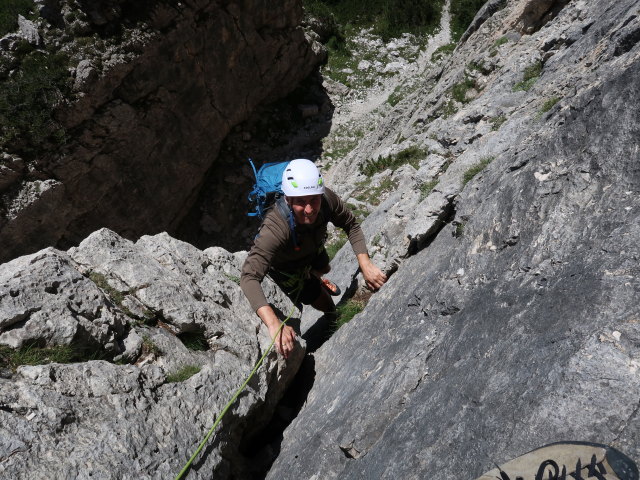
[275,196,300,251]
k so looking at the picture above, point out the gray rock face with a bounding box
[0,0,324,264]
[267,0,640,477]
[0,229,305,479]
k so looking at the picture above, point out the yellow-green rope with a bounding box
[175,302,298,479]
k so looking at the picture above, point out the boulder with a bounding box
[0,229,305,479]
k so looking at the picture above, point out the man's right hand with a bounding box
[268,323,297,359]
[257,304,297,358]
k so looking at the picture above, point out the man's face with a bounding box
[288,194,322,225]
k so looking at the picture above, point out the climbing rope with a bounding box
[175,299,301,479]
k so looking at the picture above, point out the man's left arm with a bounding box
[357,253,387,291]
[325,188,387,290]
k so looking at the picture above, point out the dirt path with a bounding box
[332,0,452,128]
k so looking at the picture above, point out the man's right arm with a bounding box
[240,221,297,358]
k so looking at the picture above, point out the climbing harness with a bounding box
[175,282,304,479]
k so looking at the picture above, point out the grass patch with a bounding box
[347,203,370,221]
[87,273,156,325]
[489,36,509,56]
[0,50,71,157]
[490,114,507,131]
[419,180,439,200]
[305,0,445,41]
[335,299,365,328]
[142,336,161,357]
[512,60,543,92]
[360,146,428,177]
[538,96,560,116]
[451,76,476,103]
[166,365,201,383]
[494,36,509,48]
[433,98,459,119]
[0,343,111,371]
[223,272,240,285]
[334,290,372,329]
[0,0,33,37]
[387,84,406,107]
[326,232,348,260]
[462,156,494,185]
[0,344,74,371]
[454,222,465,238]
[327,123,365,161]
[324,36,354,86]
[354,177,399,206]
[431,42,456,62]
[89,272,126,306]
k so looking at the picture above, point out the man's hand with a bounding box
[268,323,297,359]
[357,253,387,291]
[257,304,297,358]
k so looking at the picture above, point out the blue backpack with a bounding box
[247,159,289,219]
[247,159,300,249]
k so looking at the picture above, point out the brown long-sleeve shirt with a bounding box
[240,188,368,311]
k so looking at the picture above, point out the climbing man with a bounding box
[240,159,387,358]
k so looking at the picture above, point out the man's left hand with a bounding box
[357,254,387,291]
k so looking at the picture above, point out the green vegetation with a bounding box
[435,99,459,119]
[335,299,365,328]
[323,37,355,87]
[451,76,476,103]
[467,61,484,73]
[347,202,370,221]
[305,0,445,88]
[0,50,71,156]
[0,0,33,37]
[360,146,428,177]
[166,365,201,383]
[489,36,509,56]
[454,222,465,238]
[387,88,403,107]
[494,36,509,47]
[90,272,126,307]
[462,156,494,185]
[327,124,365,161]
[0,344,75,371]
[223,272,241,285]
[142,336,161,356]
[431,42,456,62]
[513,61,543,92]
[334,290,372,329]
[177,331,209,351]
[354,177,399,206]
[490,114,507,131]
[305,0,445,41]
[419,179,439,200]
[88,272,156,325]
[538,96,560,116]
[450,0,489,41]
[0,342,111,370]
[326,231,348,260]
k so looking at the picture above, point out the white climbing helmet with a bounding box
[281,159,325,197]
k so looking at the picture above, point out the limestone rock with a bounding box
[17,15,41,46]
[0,230,305,479]
[267,0,640,477]
[0,0,325,264]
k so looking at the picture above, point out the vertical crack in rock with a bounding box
[406,196,457,258]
